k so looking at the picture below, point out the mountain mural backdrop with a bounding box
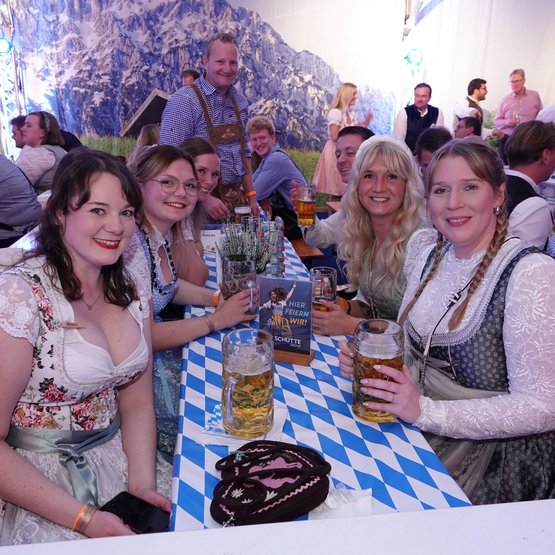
[10,0,393,149]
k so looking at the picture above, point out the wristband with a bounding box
[213,290,220,307]
[245,191,256,198]
[71,502,97,533]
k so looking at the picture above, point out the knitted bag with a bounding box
[210,440,331,526]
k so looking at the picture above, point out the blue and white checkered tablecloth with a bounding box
[171,242,470,531]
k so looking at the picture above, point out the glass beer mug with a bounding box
[221,329,274,437]
[310,266,337,312]
[352,319,403,423]
[296,183,316,230]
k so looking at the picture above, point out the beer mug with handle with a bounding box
[222,329,274,437]
[352,319,403,423]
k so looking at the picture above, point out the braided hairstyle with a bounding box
[398,137,507,330]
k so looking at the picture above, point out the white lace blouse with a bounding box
[402,229,555,440]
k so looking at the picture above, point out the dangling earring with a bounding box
[494,206,501,216]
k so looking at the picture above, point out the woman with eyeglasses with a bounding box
[15,111,67,193]
[125,145,254,462]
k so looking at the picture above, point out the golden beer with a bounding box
[352,352,403,423]
[297,200,316,227]
[222,356,274,438]
[312,301,329,312]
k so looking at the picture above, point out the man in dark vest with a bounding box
[505,120,554,249]
[394,83,444,153]
[454,78,488,123]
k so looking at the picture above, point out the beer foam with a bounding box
[225,350,273,375]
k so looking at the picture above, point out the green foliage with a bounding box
[77,136,321,179]
[284,148,320,182]
[483,111,500,148]
[79,134,136,159]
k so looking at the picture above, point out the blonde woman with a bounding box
[313,83,372,198]
[339,137,555,504]
[312,136,425,336]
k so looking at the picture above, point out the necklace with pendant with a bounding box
[81,291,103,311]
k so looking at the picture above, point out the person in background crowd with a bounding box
[11,114,82,153]
[181,68,200,86]
[454,78,488,123]
[413,126,452,179]
[15,111,66,193]
[0,149,171,545]
[160,32,258,219]
[313,83,373,199]
[312,136,425,336]
[303,126,373,249]
[394,83,445,153]
[127,123,160,174]
[504,120,554,249]
[0,155,41,247]
[339,137,555,505]
[247,115,305,240]
[537,104,555,124]
[124,145,255,462]
[176,136,225,286]
[494,68,543,162]
[454,116,482,139]
[10,115,26,149]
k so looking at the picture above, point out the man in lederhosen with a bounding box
[160,32,259,220]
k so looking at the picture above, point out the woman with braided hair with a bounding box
[338,137,555,504]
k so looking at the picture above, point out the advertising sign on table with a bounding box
[258,276,314,365]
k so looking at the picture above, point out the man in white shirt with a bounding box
[304,126,373,248]
[504,120,554,249]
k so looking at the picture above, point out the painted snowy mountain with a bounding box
[11,0,393,148]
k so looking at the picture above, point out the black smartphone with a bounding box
[99,491,170,534]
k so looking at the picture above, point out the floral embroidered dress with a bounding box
[313,109,357,197]
[0,257,169,545]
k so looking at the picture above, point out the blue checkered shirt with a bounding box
[160,75,249,186]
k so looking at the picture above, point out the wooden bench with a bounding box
[290,238,324,266]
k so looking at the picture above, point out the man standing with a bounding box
[494,68,543,161]
[454,78,488,122]
[394,83,444,153]
[160,32,257,219]
[454,116,482,138]
[504,120,554,249]
[247,116,304,240]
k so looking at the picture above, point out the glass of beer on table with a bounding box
[221,255,257,314]
[296,182,316,231]
[221,328,274,438]
[352,319,403,423]
[309,266,337,312]
[234,204,252,224]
